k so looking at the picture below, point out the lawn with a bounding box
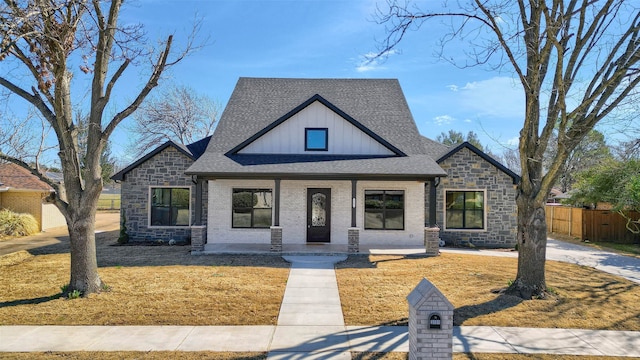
[97,193,121,210]
[0,229,290,326]
[336,253,640,330]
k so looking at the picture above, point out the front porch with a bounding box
[195,242,433,256]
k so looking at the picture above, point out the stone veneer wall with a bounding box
[120,146,208,242]
[436,147,517,248]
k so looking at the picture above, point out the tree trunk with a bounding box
[67,203,104,295]
[506,193,548,299]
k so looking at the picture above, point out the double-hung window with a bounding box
[232,189,273,228]
[445,190,485,230]
[364,190,405,230]
[150,187,190,227]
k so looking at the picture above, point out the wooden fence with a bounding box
[545,205,640,244]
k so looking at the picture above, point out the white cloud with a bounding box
[355,49,398,72]
[448,76,523,119]
[506,136,520,146]
[464,119,472,123]
[434,115,455,125]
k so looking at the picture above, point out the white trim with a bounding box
[147,185,192,229]
[442,188,488,232]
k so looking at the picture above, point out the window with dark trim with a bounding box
[150,187,190,226]
[232,189,273,228]
[305,128,328,151]
[445,190,485,229]
[364,190,404,230]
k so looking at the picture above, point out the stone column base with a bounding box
[348,227,360,253]
[424,227,440,257]
[191,225,206,254]
[270,226,283,253]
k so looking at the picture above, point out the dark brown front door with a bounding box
[307,188,331,243]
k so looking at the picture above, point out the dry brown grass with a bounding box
[0,230,290,326]
[336,254,640,330]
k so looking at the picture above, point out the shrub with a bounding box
[117,210,129,244]
[0,209,39,237]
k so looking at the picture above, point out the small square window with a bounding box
[305,128,328,151]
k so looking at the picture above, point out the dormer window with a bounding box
[305,128,328,151]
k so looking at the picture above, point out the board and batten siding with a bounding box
[238,101,395,155]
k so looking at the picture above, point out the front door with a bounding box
[307,188,331,243]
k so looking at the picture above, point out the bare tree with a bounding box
[377,0,640,298]
[130,84,219,156]
[0,0,195,295]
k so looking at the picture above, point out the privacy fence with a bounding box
[545,205,640,244]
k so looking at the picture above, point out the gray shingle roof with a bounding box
[187,78,447,179]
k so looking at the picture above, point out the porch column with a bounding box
[351,179,357,227]
[274,178,281,226]
[194,177,204,226]
[429,178,437,227]
[349,179,359,253]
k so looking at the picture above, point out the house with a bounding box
[113,77,519,251]
[0,162,66,231]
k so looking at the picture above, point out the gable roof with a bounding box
[0,162,53,192]
[111,136,212,181]
[187,78,446,180]
[438,141,521,184]
[227,94,406,157]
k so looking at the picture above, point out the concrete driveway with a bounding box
[441,239,640,284]
[0,212,120,256]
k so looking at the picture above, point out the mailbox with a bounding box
[429,313,442,329]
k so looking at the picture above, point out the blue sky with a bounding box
[104,0,529,164]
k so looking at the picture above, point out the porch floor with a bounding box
[200,243,429,256]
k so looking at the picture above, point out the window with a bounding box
[445,190,485,230]
[305,128,328,151]
[150,187,190,226]
[364,190,404,230]
[232,189,273,228]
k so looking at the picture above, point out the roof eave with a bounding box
[185,171,446,182]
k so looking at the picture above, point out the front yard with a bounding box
[1,229,639,331]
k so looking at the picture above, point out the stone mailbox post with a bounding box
[407,277,454,360]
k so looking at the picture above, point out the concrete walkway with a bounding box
[2,255,640,358]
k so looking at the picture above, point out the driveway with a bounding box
[0,212,120,256]
[441,239,640,284]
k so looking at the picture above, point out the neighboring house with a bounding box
[114,77,519,251]
[0,162,66,231]
[111,137,211,241]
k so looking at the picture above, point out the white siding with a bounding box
[207,179,425,247]
[239,101,395,155]
[41,202,66,230]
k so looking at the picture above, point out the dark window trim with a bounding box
[444,190,486,230]
[305,127,329,151]
[149,186,191,228]
[231,188,273,229]
[364,189,405,230]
